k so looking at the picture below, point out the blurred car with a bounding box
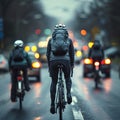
[24,42,38,53]
[38,47,47,63]
[104,47,119,58]
[38,40,47,63]
[0,54,9,72]
[83,57,111,78]
[27,52,42,82]
[74,48,82,64]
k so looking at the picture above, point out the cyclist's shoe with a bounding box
[50,105,55,114]
[67,93,72,104]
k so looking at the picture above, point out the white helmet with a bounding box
[54,23,66,29]
[14,40,24,47]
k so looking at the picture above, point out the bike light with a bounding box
[17,76,22,81]
[32,61,42,68]
[94,61,100,66]
[84,58,93,64]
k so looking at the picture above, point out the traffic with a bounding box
[0,0,120,120]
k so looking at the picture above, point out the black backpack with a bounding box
[51,29,69,56]
[12,48,25,62]
[90,48,103,60]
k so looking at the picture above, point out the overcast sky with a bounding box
[41,0,93,23]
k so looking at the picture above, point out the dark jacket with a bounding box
[88,45,104,61]
[46,37,74,67]
[9,47,31,70]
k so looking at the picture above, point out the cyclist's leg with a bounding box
[11,69,17,102]
[49,61,58,114]
[50,76,58,105]
[23,69,30,91]
[62,61,72,104]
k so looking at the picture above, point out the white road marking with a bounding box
[71,96,84,120]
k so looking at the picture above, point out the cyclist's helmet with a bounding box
[93,40,101,49]
[52,24,68,39]
[54,23,66,30]
[14,40,24,48]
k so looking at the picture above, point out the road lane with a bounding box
[0,67,74,120]
[72,64,120,120]
[0,63,120,120]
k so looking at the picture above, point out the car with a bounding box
[27,52,42,82]
[104,47,120,58]
[38,47,47,63]
[38,40,48,63]
[83,57,111,78]
[0,54,9,72]
[24,42,37,52]
[74,48,82,64]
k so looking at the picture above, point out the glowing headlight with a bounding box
[32,62,42,68]
[35,53,40,59]
[76,50,82,57]
[24,46,30,52]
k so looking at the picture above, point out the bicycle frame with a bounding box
[55,65,66,120]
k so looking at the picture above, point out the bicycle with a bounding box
[16,70,25,110]
[93,60,101,88]
[55,64,67,120]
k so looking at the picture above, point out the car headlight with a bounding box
[84,58,93,64]
[34,52,40,59]
[101,58,111,65]
[75,50,82,57]
[32,61,42,68]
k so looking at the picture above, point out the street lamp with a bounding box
[80,29,87,36]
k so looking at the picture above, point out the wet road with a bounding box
[0,63,120,120]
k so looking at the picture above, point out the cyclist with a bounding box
[46,24,74,114]
[9,40,31,102]
[88,40,104,61]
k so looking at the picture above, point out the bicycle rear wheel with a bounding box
[94,71,99,89]
[18,81,24,110]
[59,88,63,120]
[19,93,22,110]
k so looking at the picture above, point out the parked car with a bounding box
[0,54,9,72]
[104,47,119,58]
[28,52,42,82]
[83,57,111,78]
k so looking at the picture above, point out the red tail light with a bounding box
[84,58,93,64]
[94,61,100,66]
[17,76,22,81]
